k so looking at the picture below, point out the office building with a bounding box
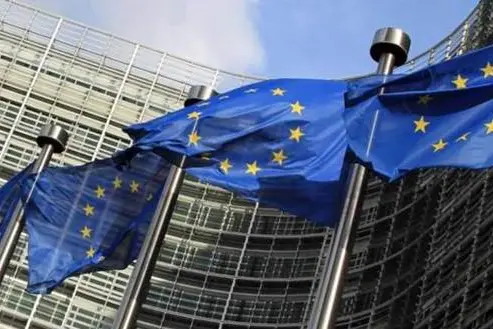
[0,1,491,328]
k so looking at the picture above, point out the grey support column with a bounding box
[112,85,218,329]
[0,124,69,284]
[310,28,410,329]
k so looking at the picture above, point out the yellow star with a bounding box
[83,204,94,217]
[80,226,92,239]
[481,62,493,78]
[113,176,122,189]
[187,111,201,120]
[146,193,153,201]
[246,161,261,175]
[219,158,232,174]
[452,74,468,89]
[188,131,201,146]
[418,95,433,105]
[456,132,470,142]
[94,185,105,199]
[86,246,96,258]
[271,88,286,96]
[485,119,493,134]
[290,101,304,115]
[289,127,304,142]
[272,150,287,165]
[130,180,140,193]
[432,139,447,152]
[199,153,211,160]
[414,116,430,133]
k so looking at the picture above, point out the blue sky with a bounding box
[21,0,478,79]
[253,1,479,78]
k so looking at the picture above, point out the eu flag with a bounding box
[344,45,493,180]
[125,79,349,226]
[22,150,169,293]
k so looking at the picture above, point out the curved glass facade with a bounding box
[0,1,491,329]
[334,2,493,328]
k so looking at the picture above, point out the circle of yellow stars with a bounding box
[183,85,309,177]
[78,174,153,259]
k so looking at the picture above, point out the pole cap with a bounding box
[36,124,69,153]
[370,27,411,67]
[185,85,218,106]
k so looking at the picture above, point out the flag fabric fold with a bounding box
[0,165,33,240]
[125,79,350,226]
[344,45,493,180]
[22,150,169,294]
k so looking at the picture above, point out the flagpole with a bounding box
[112,85,218,329]
[0,124,69,283]
[310,27,411,329]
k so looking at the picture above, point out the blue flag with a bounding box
[0,165,33,240]
[22,150,169,293]
[125,79,349,226]
[344,45,493,180]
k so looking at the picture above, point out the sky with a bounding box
[19,0,479,79]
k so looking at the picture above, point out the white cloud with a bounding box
[20,0,265,74]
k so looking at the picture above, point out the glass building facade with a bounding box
[0,0,491,328]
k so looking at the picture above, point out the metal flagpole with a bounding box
[0,124,69,283]
[310,27,411,329]
[112,85,218,329]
